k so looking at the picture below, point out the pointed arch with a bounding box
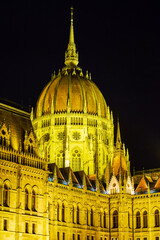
[143,211,148,228]
[56,148,65,168]
[136,211,141,228]
[155,209,159,227]
[113,210,118,228]
[71,147,82,171]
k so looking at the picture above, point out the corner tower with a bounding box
[32,7,114,179]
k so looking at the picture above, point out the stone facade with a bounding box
[0,8,160,240]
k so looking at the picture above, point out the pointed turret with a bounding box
[116,118,122,149]
[65,7,79,67]
[111,119,128,177]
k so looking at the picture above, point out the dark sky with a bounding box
[0,1,160,172]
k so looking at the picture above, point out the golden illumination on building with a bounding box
[0,7,160,240]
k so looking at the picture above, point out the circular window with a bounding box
[57,132,65,140]
[72,132,81,140]
[113,183,116,187]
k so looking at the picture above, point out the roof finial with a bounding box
[65,7,79,68]
[116,117,122,149]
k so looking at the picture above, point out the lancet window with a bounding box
[25,188,29,210]
[143,211,148,228]
[113,210,118,228]
[3,184,9,207]
[72,149,81,171]
[136,211,141,228]
[155,210,160,227]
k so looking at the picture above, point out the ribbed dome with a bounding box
[34,7,108,119]
[34,68,108,118]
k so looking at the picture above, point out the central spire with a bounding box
[65,7,79,68]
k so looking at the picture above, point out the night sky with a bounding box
[0,1,160,172]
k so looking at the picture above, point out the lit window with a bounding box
[136,211,141,228]
[113,210,118,228]
[155,210,159,227]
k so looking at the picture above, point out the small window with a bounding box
[57,203,60,221]
[156,237,159,240]
[77,206,80,224]
[4,219,7,231]
[62,203,65,222]
[91,236,94,240]
[113,210,118,228]
[63,232,65,240]
[91,209,94,226]
[143,211,148,228]
[136,211,141,228]
[57,232,60,240]
[104,211,107,228]
[25,222,29,233]
[73,234,75,240]
[25,189,29,210]
[78,234,80,240]
[155,209,159,227]
[32,190,36,211]
[32,223,36,234]
[3,184,9,207]
[87,236,90,240]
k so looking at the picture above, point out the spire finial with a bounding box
[116,117,122,148]
[65,7,79,67]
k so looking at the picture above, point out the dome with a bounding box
[34,68,107,118]
[34,7,108,119]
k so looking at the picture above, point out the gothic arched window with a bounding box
[56,150,65,168]
[113,210,118,228]
[91,209,94,226]
[32,190,36,211]
[77,206,80,224]
[62,203,65,222]
[136,211,141,228]
[57,203,60,221]
[155,210,160,227]
[143,211,148,228]
[72,149,81,171]
[25,189,29,210]
[3,184,9,207]
[104,211,107,228]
